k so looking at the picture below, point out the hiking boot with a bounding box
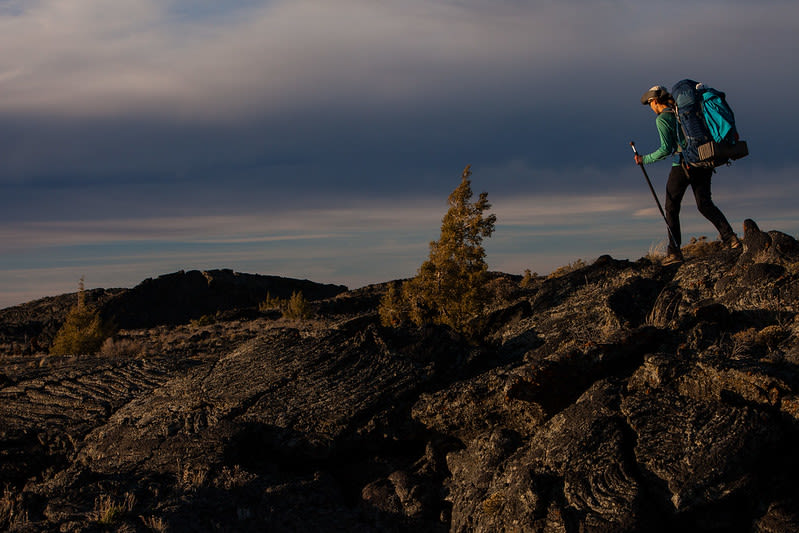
[662,253,684,266]
[727,234,742,249]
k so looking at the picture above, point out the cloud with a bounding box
[2,0,796,120]
[0,0,796,193]
[0,0,515,117]
[0,202,445,251]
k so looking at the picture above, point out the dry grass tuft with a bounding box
[681,236,723,259]
[99,337,144,358]
[178,460,209,491]
[1,485,28,530]
[215,465,256,490]
[646,240,667,261]
[728,328,757,358]
[141,515,169,532]
[92,492,136,525]
[547,259,589,279]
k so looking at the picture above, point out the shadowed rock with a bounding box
[740,219,799,266]
[743,218,772,257]
[102,269,348,329]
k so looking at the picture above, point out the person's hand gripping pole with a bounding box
[630,142,679,252]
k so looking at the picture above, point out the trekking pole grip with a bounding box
[629,140,679,250]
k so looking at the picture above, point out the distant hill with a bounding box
[0,269,347,353]
[2,219,799,531]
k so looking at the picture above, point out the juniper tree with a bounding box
[50,277,114,355]
[380,165,496,338]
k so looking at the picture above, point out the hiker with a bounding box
[635,85,740,265]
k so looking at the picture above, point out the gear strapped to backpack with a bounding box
[671,79,749,168]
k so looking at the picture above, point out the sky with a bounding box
[2,0,799,309]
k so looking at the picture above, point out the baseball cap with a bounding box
[641,85,669,105]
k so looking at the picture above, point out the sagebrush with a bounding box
[259,291,313,320]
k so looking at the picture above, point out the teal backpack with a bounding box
[671,79,748,167]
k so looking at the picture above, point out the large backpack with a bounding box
[671,79,748,167]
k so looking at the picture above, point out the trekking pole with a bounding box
[630,142,679,251]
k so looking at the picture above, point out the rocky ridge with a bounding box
[0,269,347,355]
[2,219,799,531]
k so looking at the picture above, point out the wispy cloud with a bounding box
[2,182,798,309]
[0,204,446,251]
[4,181,796,254]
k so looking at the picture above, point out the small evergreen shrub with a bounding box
[259,291,313,320]
[378,282,409,327]
[283,291,313,320]
[521,269,539,288]
[50,278,115,356]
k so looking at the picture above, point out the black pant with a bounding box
[665,165,734,256]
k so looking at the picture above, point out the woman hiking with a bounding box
[635,85,740,265]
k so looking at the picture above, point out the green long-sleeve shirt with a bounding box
[643,109,683,167]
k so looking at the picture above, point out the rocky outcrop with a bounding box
[3,223,799,531]
[0,270,348,354]
[0,356,176,490]
[102,269,348,329]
